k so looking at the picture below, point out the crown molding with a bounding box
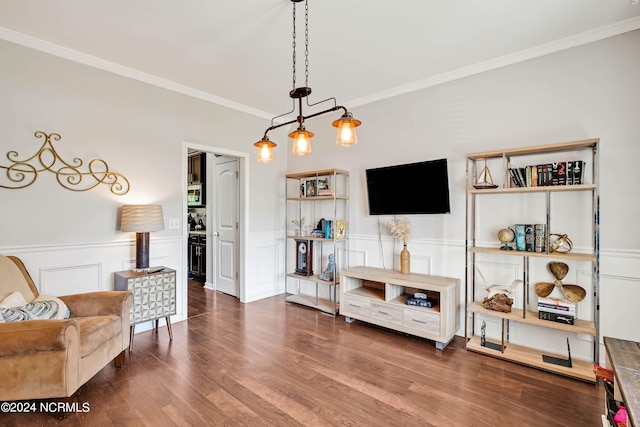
[0,26,275,121]
[346,16,640,109]
[2,16,639,115]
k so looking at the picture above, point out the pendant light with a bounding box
[333,112,361,147]
[253,0,362,163]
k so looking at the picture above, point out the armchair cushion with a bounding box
[74,315,121,357]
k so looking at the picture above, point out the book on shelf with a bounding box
[525,224,535,252]
[534,224,546,252]
[511,223,545,252]
[538,297,576,314]
[516,168,526,187]
[515,224,526,251]
[551,162,567,186]
[541,163,553,186]
[538,310,575,325]
[323,220,333,239]
[507,160,585,187]
[508,168,521,187]
[531,166,538,187]
[538,304,576,315]
[316,177,333,195]
[571,160,584,185]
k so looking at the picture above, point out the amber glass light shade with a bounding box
[289,126,314,156]
[332,113,361,147]
[253,137,276,163]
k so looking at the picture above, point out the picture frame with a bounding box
[305,179,317,197]
[335,220,347,239]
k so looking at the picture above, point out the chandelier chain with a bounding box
[292,2,297,89]
[304,0,309,87]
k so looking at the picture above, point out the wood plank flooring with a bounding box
[1,280,604,426]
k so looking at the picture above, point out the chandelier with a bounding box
[253,0,362,163]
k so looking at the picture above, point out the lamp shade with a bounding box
[289,127,314,156]
[254,137,276,163]
[120,205,164,232]
[332,113,361,147]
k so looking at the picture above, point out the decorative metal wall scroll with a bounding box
[1,131,130,195]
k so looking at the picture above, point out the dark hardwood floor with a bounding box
[1,280,604,426]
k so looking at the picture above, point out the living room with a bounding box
[1,1,639,425]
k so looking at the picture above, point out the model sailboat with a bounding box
[473,161,499,189]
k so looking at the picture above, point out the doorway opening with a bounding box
[183,142,248,316]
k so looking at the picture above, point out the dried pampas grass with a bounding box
[386,217,411,244]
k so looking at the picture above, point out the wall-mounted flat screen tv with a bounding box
[365,158,451,215]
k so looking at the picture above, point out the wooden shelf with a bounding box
[287,195,348,201]
[285,168,349,179]
[469,246,597,262]
[466,138,599,382]
[287,235,347,242]
[466,138,599,160]
[344,286,384,301]
[468,302,596,336]
[285,294,338,315]
[467,336,596,383]
[388,294,441,313]
[467,183,596,194]
[286,273,340,285]
[285,168,348,316]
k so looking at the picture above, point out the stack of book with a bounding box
[538,297,576,325]
[515,224,546,252]
[508,160,584,187]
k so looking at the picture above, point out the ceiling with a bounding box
[1,0,639,121]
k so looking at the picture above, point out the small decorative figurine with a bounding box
[477,267,522,313]
[473,159,498,189]
[319,254,335,282]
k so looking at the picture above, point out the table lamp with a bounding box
[120,204,164,271]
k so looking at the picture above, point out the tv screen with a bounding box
[365,158,451,215]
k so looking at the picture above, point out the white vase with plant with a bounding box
[386,217,411,274]
[291,217,306,236]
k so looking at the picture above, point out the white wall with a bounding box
[287,30,640,363]
[0,39,287,327]
[1,28,639,364]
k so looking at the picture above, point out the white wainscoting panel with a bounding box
[39,263,102,296]
[244,231,283,303]
[600,274,640,343]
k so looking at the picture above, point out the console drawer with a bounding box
[371,302,403,325]
[342,295,371,317]
[404,309,440,335]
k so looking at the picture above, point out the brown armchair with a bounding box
[0,255,133,401]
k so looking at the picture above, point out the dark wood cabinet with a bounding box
[189,234,206,280]
[187,153,206,206]
[187,153,206,184]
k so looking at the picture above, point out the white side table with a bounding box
[114,267,176,351]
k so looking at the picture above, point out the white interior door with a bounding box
[213,158,239,297]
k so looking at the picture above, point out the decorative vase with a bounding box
[400,244,410,274]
